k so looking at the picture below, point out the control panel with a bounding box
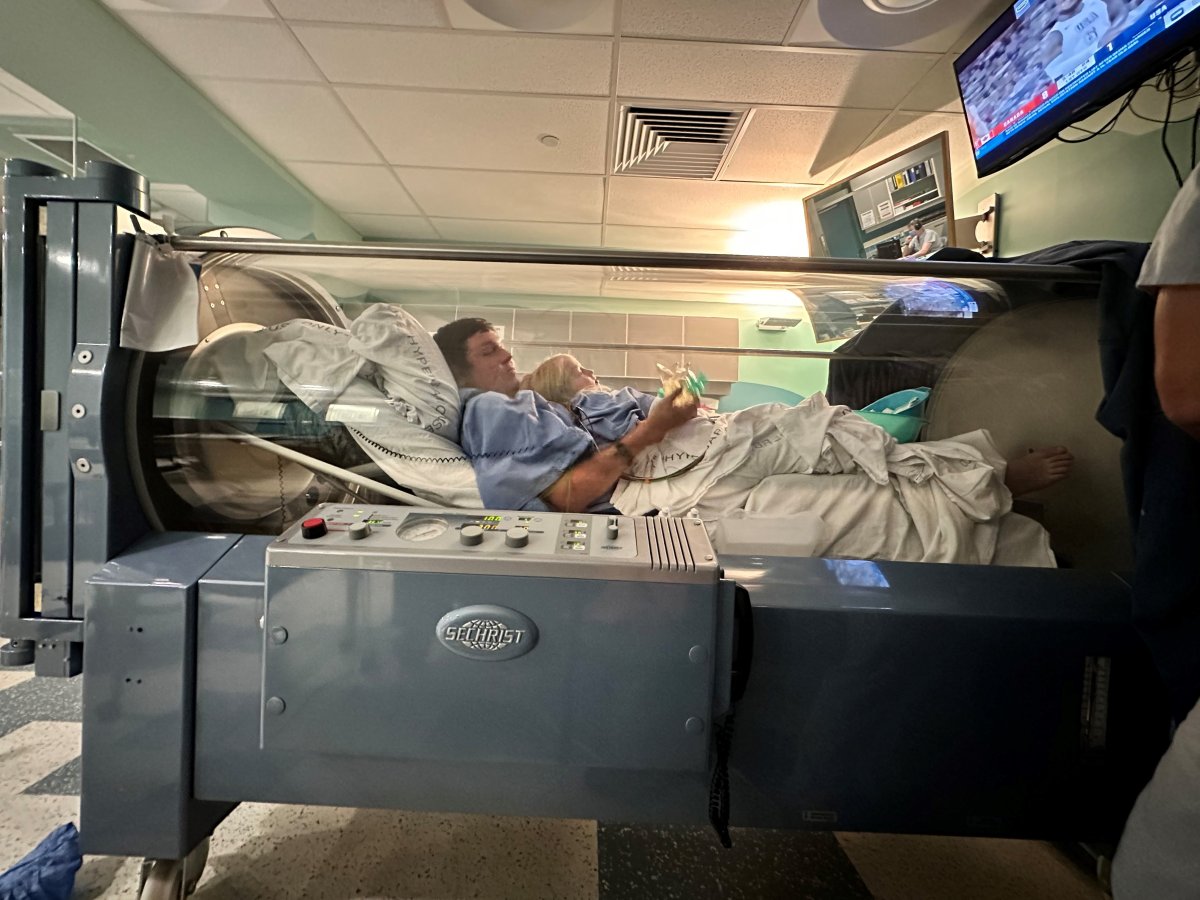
[269,505,716,583]
[286,507,636,557]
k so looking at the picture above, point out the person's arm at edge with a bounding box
[541,390,696,512]
[1154,284,1200,441]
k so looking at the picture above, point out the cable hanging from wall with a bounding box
[1055,50,1200,186]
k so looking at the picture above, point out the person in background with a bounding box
[1110,161,1200,899]
[901,218,944,258]
[1099,0,1153,48]
[1040,0,1110,82]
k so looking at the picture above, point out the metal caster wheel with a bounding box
[138,860,183,900]
[137,837,210,899]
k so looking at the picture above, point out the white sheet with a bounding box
[612,393,1054,567]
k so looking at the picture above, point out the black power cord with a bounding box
[1055,50,1200,185]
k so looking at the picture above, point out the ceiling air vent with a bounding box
[613,105,747,180]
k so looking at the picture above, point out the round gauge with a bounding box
[397,517,449,542]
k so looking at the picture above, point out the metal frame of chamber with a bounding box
[0,160,1170,881]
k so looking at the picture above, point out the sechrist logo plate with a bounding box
[436,605,538,661]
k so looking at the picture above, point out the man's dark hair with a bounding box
[434,317,494,382]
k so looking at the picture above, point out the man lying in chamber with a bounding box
[433,317,1073,567]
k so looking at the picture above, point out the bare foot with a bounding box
[1005,446,1074,496]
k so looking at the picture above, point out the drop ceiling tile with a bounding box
[442,0,616,35]
[101,0,274,16]
[199,81,379,164]
[721,107,888,183]
[604,225,743,253]
[0,85,51,118]
[121,15,321,80]
[432,219,602,247]
[396,169,604,222]
[273,0,447,26]
[341,213,439,239]
[287,162,422,215]
[787,0,1008,54]
[621,0,802,44]
[294,25,612,95]
[151,185,209,222]
[898,56,963,113]
[607,176,811,230]
[0,71,72,117]
[618,40,938,110]
[833,112,974,191]
[338,88,607,172]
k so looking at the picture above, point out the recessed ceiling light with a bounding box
[462,0,601,30]
[538,134,561,148]
[141,0,231,10]
[818,0,949,47]
[862,0,939,12]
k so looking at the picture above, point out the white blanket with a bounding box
[612,393,1054,567]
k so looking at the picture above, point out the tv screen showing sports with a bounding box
[955,0,1200,176]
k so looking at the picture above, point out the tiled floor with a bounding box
[0,667,1108,899]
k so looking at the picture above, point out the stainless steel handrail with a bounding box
[167,237,1100,282]
[512,340,903,361]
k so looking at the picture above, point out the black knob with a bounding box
[301,517,327,539]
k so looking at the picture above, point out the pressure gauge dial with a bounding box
[397,517,448,542]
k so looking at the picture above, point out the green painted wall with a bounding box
[0,0,357,240]
[956,114,1196,255]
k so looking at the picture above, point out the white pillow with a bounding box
[328,380,481,508]
[348,304,461,440]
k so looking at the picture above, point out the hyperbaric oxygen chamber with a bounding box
[0,163,1166,877]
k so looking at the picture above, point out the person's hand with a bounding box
[644,388,699,440]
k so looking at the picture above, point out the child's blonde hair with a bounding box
[519,354,582,406]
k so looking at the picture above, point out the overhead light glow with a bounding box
[726,201,809,257]
[732,289,803,311]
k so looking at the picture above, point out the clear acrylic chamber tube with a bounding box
[134,239,1114,569]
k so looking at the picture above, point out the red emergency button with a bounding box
[300,517,328,540]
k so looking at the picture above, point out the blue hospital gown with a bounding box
[459,387,655,511]
[573,387,655,441]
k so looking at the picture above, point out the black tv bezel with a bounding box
[955,1,1200,178]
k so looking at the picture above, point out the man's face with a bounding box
[463,329,519,395]
[1058,0,1082,15]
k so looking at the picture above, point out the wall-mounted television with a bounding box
[955,0,1200,177]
